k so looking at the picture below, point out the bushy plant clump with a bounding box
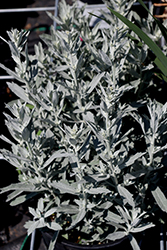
[1,1,167,249]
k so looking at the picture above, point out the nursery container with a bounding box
[42,232,132,250]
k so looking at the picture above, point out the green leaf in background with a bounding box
[108,8,167,78]
[154,57,167,82]
[137,0,167,43]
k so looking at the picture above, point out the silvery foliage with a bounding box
[0,0,167,249]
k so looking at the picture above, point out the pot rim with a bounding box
[59,236,129,249]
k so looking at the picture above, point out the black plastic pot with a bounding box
[42,232,132,250]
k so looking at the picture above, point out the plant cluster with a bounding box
[1,0,167,249]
